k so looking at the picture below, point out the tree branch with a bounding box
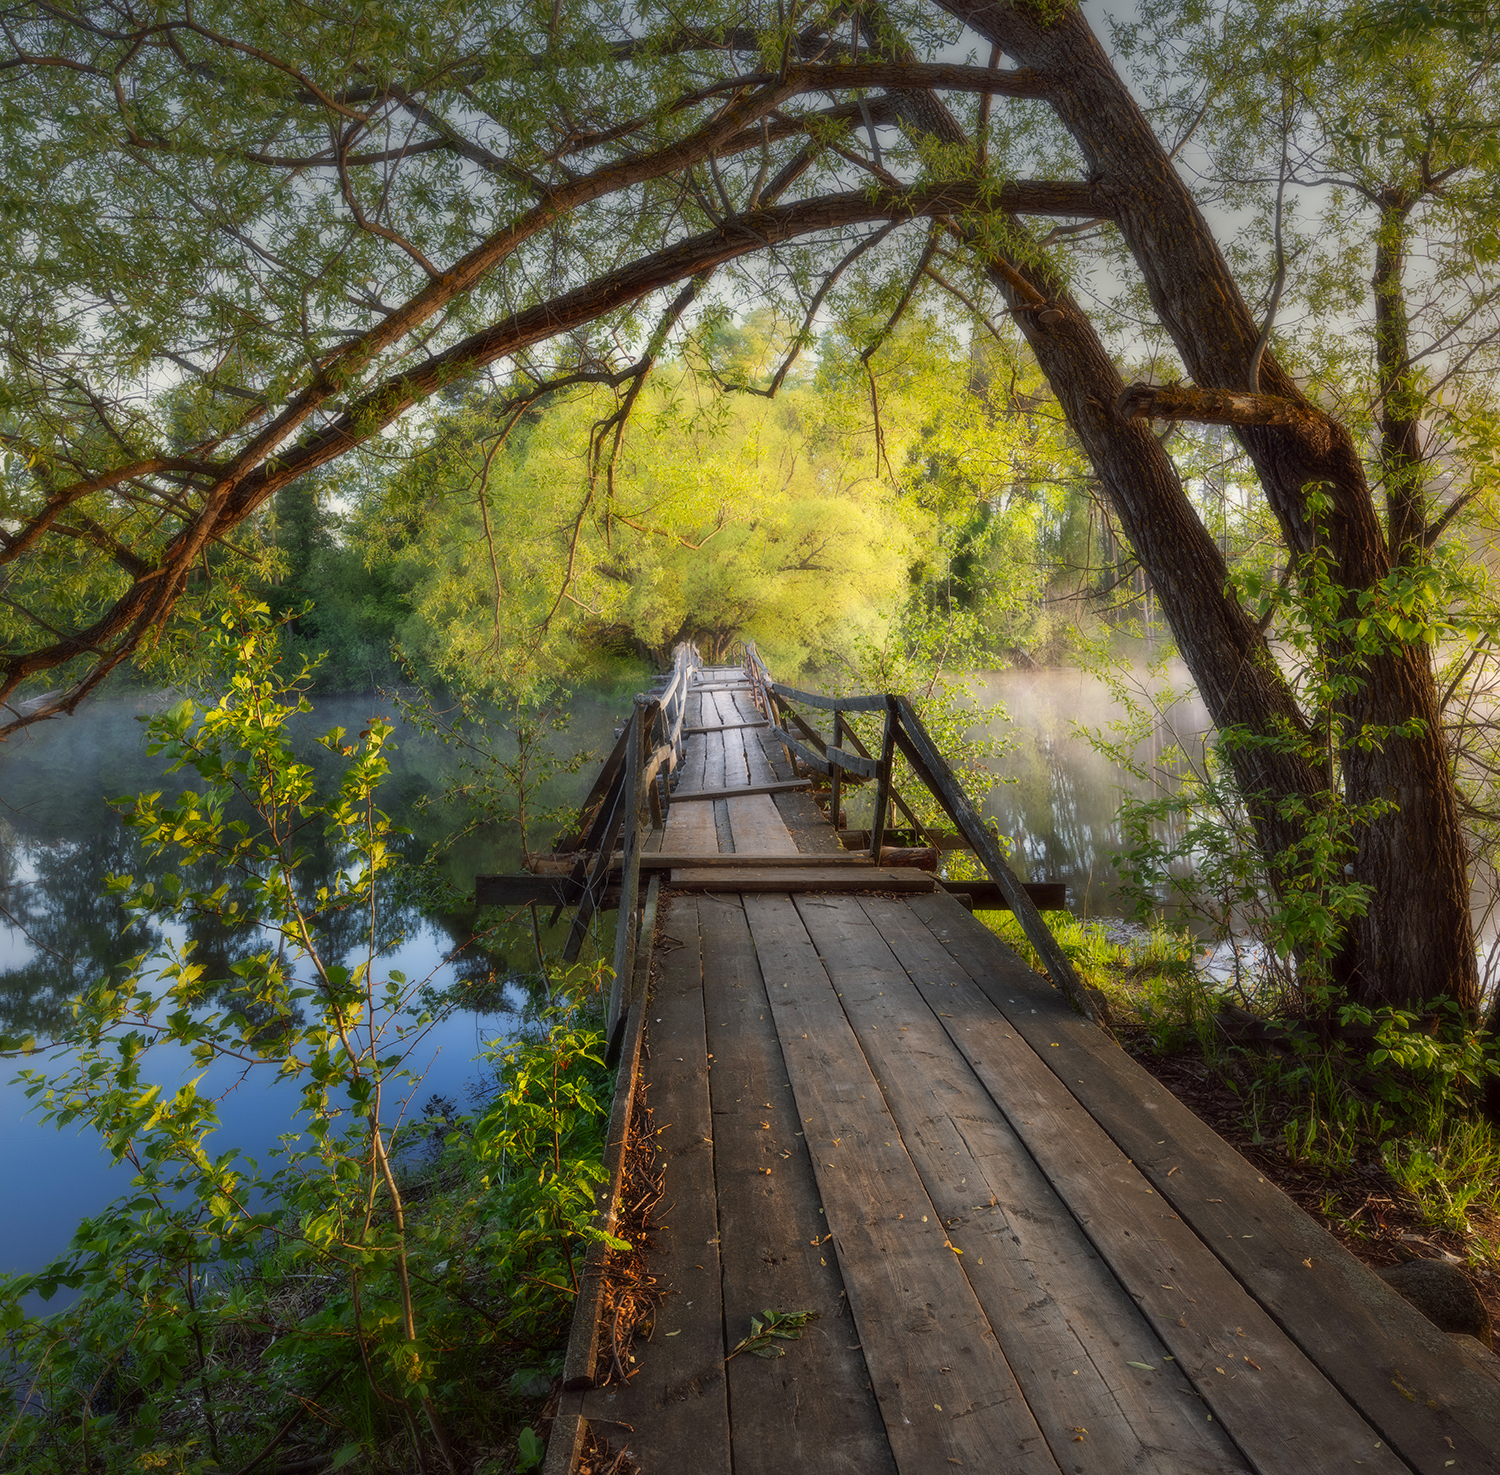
[1117,382,1333,444]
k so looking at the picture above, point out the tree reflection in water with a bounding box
[0,688,622,1278]
[975,667,1211,922]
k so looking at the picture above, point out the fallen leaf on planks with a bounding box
[1127,1361,1155,1371]
[726,1308,821,1361]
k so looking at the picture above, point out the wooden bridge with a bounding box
[480,649,1500,1475]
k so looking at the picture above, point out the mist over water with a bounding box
[973,666,1212,921]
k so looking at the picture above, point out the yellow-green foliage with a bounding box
[368,360,928,696]
[354,306,1096,700]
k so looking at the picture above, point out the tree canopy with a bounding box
[3,0,1500,1014]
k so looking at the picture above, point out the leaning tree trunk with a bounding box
[932,0,1476,1011]
[874,21,1354,994]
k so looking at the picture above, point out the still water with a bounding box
[0,688,625,1286]
[0,669,1178,1282]
[976,666,1211,918]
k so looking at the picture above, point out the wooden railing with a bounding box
[542,644,701,1048]
[742,642,1096,1023]
[476,638,1093,1046]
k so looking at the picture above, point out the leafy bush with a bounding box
[0,605,616,1473]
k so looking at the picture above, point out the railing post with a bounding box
[869,696,897,858]
[889,695,1097,1022]
[607,699,644,1041]
[830,709,844,840]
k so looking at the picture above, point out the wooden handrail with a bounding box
[541,639,1092,1032]
[741,642,1094,1022]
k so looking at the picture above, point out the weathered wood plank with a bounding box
[646,852,875,869]
[697,894,896,1475]
[765,679,889,712]
[725,792,798,856]
[578,898,732,1469]
[473,869,1061,909]
[767,718,881,779]
[753,713,849,853]
[560,889,658,1392]
[680,721,769,734]
[740,892,1062,1474]
[907,889,1500,1474]
[670,780,813,801]
[891,698,1095,1021]
[870,894,1413,1475]
[799,894,1251,1474]
[703,711,738,854]
[669,867,937,894]
[662,693,718,855]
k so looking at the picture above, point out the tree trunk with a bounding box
[932,0,1475,1010]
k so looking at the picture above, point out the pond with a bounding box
[976,666,1211,921]
[0,687,626,1292]
[0,666,1194,1286]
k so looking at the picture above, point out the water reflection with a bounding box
[975,667,1211,920]
[0,687,622,1280]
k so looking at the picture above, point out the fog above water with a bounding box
[975,665,1212,921]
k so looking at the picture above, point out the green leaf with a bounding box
[726,1307,820,1361]
[517,1426,546,1471]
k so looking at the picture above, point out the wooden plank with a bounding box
[680,721,769,734]
[661,795,718,855]
[800,894,1252,1474]
[700,706,735,853]
[553,722,630,853]
[726,793,798,855]
[669,867,936,894]
[941,879,1068,912]
[767,718,881,779]
[869,894,1415,1475]
[561,768,630,963]
[740,891,1062,1474]
[766,678,889,712]
[607,705,644,1037]
[697,895,895,1475]
[730,690,781,785]
[662,689,719,854]
[560,919,653,1392]
[869,702,897,859]
[639,853,876,870]
[731,673,866,853]
[540,1411,587,1475]
[578,898,732,1468]
[671,780,812,801]
[907,889,1500,1474]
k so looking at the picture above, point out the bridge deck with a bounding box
[552,670,1500,1475]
